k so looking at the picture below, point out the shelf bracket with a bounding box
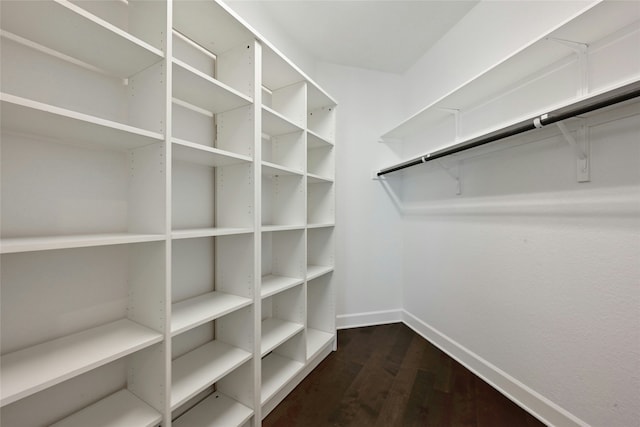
[436,159,462,195]
[547,37,589,96]
[438,108,461,141]
[557,119,590,182]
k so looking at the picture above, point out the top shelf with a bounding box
[0,0,164,79]
[380,1,640,141]
[173,0,254,56]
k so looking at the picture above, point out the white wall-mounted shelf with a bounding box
[0,233,166,255]
[173,139,252,168]
[261,353,304,405]
[263,106,304,136]
[171,341,252,411]
[1,94,164,151]
[50,389,162,427]
[0,0,164,78]
[380,1,640,143]
[261,318,304,356]
[173,59,253,114]
[0,319,162,407]
[172,392,253,427]
[307,265,334,281]
[171,292,253,337]
[1,1,336,425]
[307,329,335,361]
[261,275,304,299]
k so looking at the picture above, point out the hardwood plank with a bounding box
[263,324,547,427]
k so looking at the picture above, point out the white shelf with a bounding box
[171,341,252,410]
[173,138,252,168]
[262,161,304,177]
[0,233,166,255]
[380,1,640,141]
[0,0,164,78]
[172,392,253,427]
[307,224,335,230]
[261,353,304,404]
[261,318,304,357]
[1,93,164,150]
[261,275,304,299]
[307,265,334,281]
[261,225,306,233]
[171,292,253,337]
[307,329,335,361]
[307,173,334,184]
[262,106,303,136]
[172,59,253,114]
[171,227,253,240]
[262,45,305,92]
[0,319,163,407]
[308,129,334,148]
[307,84,337,112]
[50,389,162,427]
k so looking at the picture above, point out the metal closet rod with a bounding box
[377,79,640,176]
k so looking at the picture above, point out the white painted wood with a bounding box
[261,275,304,299]
[0,0,336,424]
[381,1,640,141]
[50,389,161,427]
[307,106,336,143]
[0,0,163,78]
[172,392,253,427]
[173,138,251,167]
[262,175,305,227]
[307,144,334,179]
[307,173,334,184]
[307,129,334,148]
[0,319,162,406]
[262,161,304,177]
[0,94,164,150]
[307,223,335,230]
[171,228,253,240]
[172,292,252,337]
[0,233,165,254]
[271,82,306,128]
[171,341,252,410]
[262,45,305,92]
[261,225,306,233]
[308,182,335,225]
[173,59,252,114]
[260,353,304,404]
[306,265,334,281]
[173,0,253,57]
[263,106,304,136]
[263,131,305,171]
[306,329,335,361]
[261,318,304,356]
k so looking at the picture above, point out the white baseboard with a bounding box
[336,309,403,329]
[401,310,589,427]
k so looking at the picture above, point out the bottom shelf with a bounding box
[50,389,161,427]
[261,353,304,404]
[306,329,335,360]
[173,392,253,427]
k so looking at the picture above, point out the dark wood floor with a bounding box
[264,323,546,427]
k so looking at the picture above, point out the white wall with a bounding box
[394,1,640,427]
[315,63,406,327]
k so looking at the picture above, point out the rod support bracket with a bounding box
[557,119,590,182]
[437,159,462,195]
[547,37,589,96]
[438,108,461,141]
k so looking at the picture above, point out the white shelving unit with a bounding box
[0,0,337,426]
[378,1,640,168]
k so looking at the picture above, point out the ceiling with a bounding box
[252,0,479,74]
